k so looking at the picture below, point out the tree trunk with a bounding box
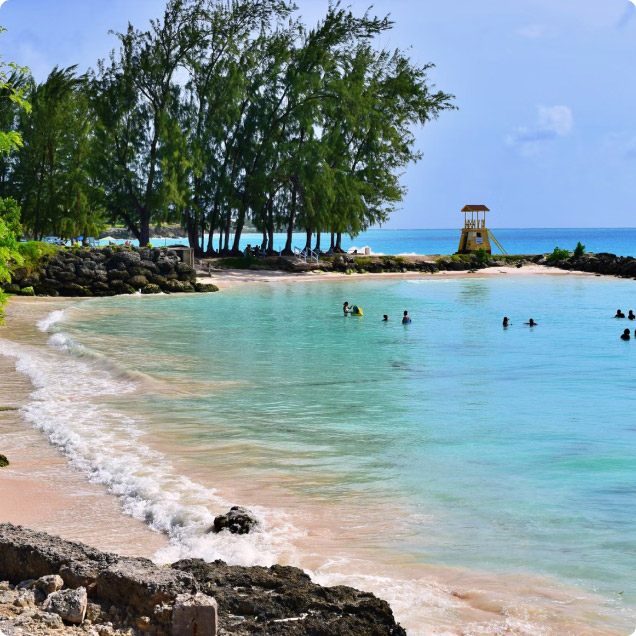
[314,230,321,253]
[304,226,312,251]
[330,232,335,251]
[266,196,275,254]
[335,232,343,253]
[283,183,297,255]
[139,212,151,247]
[231,197,249,255]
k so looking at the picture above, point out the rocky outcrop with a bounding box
[211,507,258,535]
[0,524,406,636]
[543,251,636,278]
[4,246,219,297]
[0,454,8,467]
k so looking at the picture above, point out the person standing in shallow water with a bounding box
[615,309,626,318]
[629,311,635,320]
[525,318,537,326]
[621,328,631,340]
[402,311,411,324]
[382,315,389,322]
[343,302,351,316]
[502,317,509,327]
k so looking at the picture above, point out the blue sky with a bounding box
[1,0,635,229]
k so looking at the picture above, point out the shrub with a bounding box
[476,247,488,263]
[16,241,60,266]
[547,246,570,262]
[573,241,586,257]
[18,286,34,296]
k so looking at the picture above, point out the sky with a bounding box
[1,0,635,229]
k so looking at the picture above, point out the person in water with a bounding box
[343,301,351,315]
[615,309,626,318]
[524,318,537,326]
[382,315,389,321]
[629,311,635,320]
[502,317,509,327]
[402,310,412,324]
[621,328,631,340]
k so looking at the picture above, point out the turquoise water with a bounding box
[124,227,636,257]
[17,274,636,632]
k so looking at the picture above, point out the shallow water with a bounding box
[3,275,636,634]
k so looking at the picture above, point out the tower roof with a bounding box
[461,205,490,212]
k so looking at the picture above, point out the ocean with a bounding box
[127,227,636,258]
[3,270,636,635]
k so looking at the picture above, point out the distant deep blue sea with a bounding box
[127,227,636,257]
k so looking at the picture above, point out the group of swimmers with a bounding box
[343,302,412,324]
[502,317,537,327]
[616,309,636,339]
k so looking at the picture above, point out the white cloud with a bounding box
[507,105,574,156]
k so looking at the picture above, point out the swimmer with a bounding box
[629,311,635,321]
[615,309,626,318]
[343,301,351,315]
[382,315,388,321]
[524,318,537,326]
[621,328,631,341]
[502,317,509,327]
[402,310,412,325]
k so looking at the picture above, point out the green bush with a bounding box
[16,241,60,266]
[18,286,34,296]
[547,246,570,262]
[476,247,488,263]
[573,241,586,257]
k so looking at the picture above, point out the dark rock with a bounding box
[194,283,219,293]
[141,284,162,295]
[128,275,149,289]
[60,283,92,297]
[212,507,258,535]
[172,559,407,636]
[0,524,405,636]
[4,284,20,293]
[110,250,141,267]
[0,454,9,467]
[108,281,136,295]
[11,267,28,282]
[58,271,77,282]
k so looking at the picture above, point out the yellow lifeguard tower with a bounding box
[457,205,506,254]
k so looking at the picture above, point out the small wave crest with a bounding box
[37,309,67,332]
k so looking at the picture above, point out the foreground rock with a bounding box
[4,246,220,297]
[212,507,258,535]
[0,524,406,636]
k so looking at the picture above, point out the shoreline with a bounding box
[0,269,630,635]
[196,262,594,290]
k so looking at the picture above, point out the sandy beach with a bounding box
[197,262,592,289]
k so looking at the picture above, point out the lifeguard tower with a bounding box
[457,205,506,254]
